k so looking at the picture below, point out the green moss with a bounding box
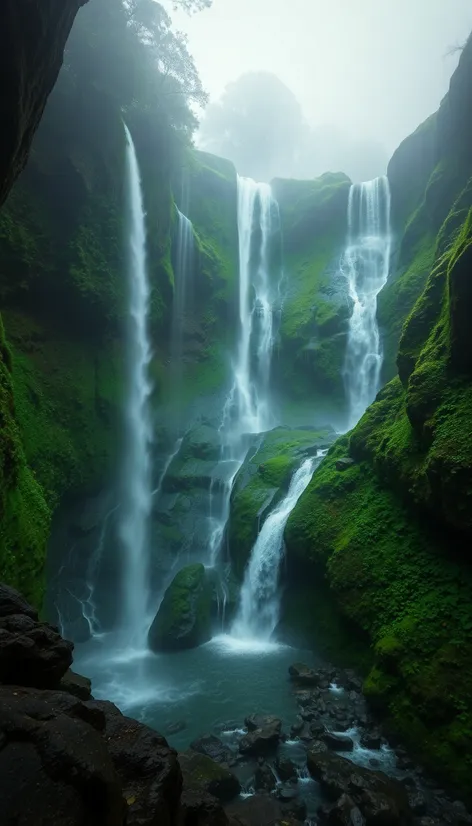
[272,173,351,408]
[148,563,212,651]
[229,427,334,578]
[0,317,50,606]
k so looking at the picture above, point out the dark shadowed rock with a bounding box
[307,750,411,823]
[321,732,355,752]
[288,662,320,685]
[190,734,233,764]
[327,794,366,826]
[244,714,282,733]
[254,762,277,792]
[360,732,382,751]
[0,0,88,206]
[239,722,281,756]
[59,669,92,700]
[0,582,38,620]
[0,613,73,688]
[275,755,297,781]
[226,794,299,826]
[180,788,229,825]
[93,700,181,825]
[0,686,124,826]
[179,751,241,803]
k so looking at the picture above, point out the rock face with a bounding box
[0,0,88,206]
[307,750,411,822]
[148,563,212,651]
[238,721,281,756]
[0,583,73,688]
[179,751,241,803]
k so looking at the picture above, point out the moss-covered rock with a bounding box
[271,173,351,413]
[148,563,212,651]
[228,426,335,578]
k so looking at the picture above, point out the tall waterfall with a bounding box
[232,454,322,641]
[343,176,391,429]
[172,209,195,376]
[208,177,279,567]
[119,124,153,646]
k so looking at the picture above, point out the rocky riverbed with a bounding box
[1,581,471,825]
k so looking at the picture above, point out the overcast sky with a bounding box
[173,0,472,156]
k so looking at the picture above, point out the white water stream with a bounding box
[232,452,324,641]
[343,176,391,429]
[208,177,279,567]
[117,124,154,647]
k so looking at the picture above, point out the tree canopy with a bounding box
[63,0,210,138]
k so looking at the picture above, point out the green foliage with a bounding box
[148,563,212,650]
[0,321,50,607]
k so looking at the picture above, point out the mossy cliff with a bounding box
[166,150,239,408]
[286,37,472,796]
[272,173,351,418]
[228,426,335,579]
[0,0,89,605]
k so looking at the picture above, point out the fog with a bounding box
[172,0,472,181]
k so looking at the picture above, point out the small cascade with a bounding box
[232,453,324,641]
[208,177,280,568]
[171,209,195,409]
[343,176,391,429]
[118,124,154,648]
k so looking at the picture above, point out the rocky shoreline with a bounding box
[1,582,470,826]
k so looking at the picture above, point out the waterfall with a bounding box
[171,209,195,398]
[343,176,391,429]
[118,124,154,647]
[208,177,279,567]
[232,454,323,641]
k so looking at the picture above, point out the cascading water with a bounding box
[343,176,391,429]
[171,209,195,398]
[232,453,324,641]
[118,124,154,647]
[208,178,279,567]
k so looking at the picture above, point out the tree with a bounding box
[198,72,309,182]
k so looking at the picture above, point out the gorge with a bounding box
[1,2,472,824]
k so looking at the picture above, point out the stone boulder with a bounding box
[0,686,124,826]
[321,731,355,752]
[60,669,93,700]
[179,750,241,802]
[226,794,300,826]
[180,788,229,825]
[148,563,212,651]
[244,714,282,733]
[239,722,281,756]
[307,750,411,823]
[190,734,233,765]
[288,662,320,686]
[0,589,73,688]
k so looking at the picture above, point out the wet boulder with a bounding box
[190,734,233,764]
[321,731,355,752]
[288,662,320,686]
[226,794,300,826]
[148,563,212,651]
[239,721,281,756]
[307,750,411,823]
[326,794,366,825]
[244,713,282,733]
[180,787,230,825]
[179,750,241,803]
[275,755,297,781]
[59,669,92,700]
